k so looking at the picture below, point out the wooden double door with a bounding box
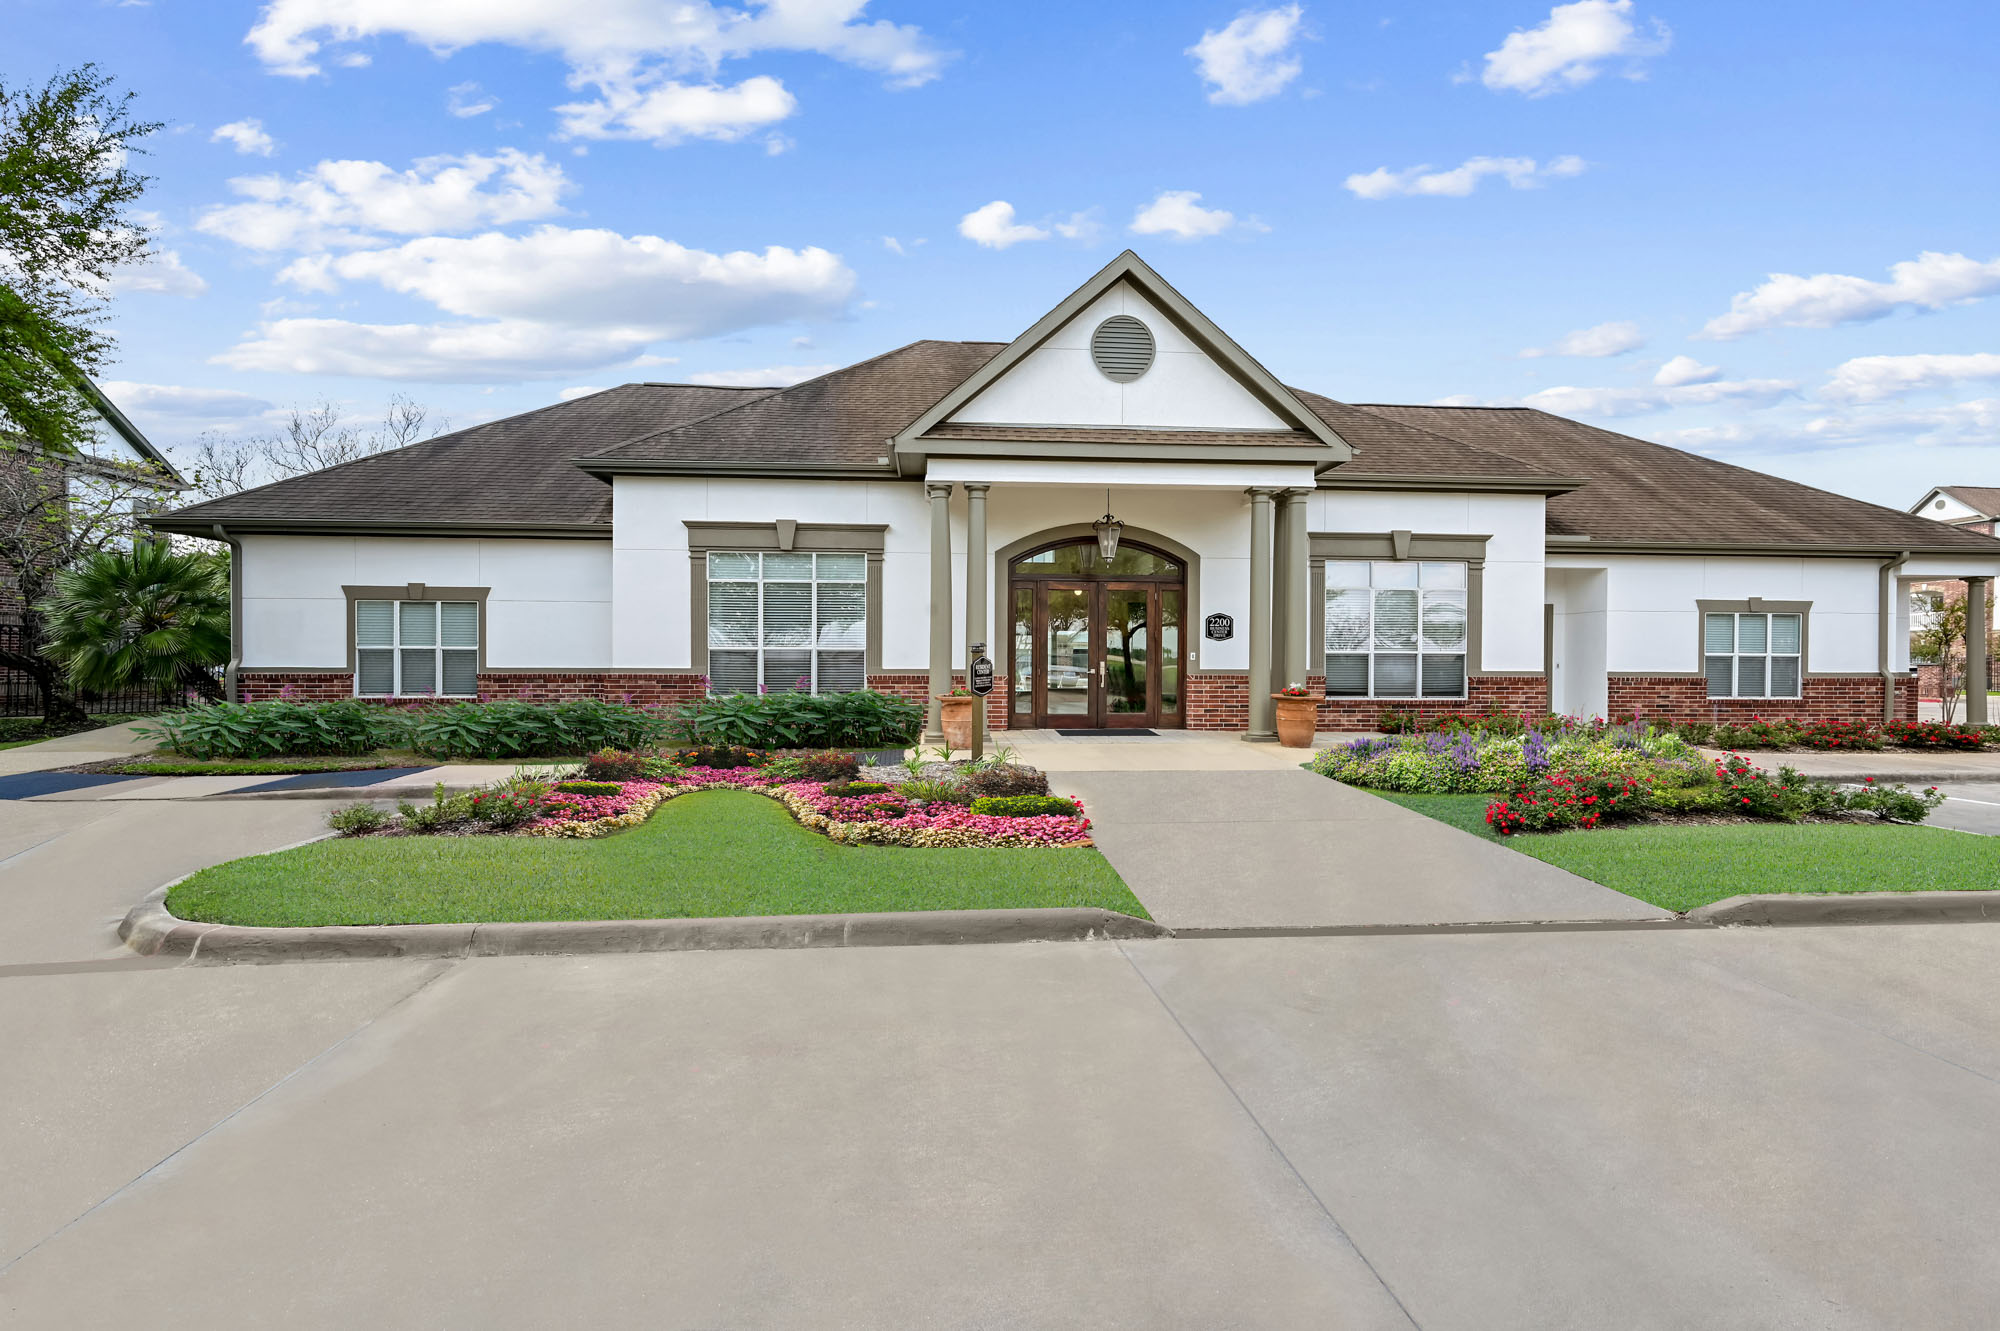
[1010,579,1185,729]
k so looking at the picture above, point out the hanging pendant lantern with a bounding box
[1093,489,1124,564]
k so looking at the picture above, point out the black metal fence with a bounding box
[0,620,193,719]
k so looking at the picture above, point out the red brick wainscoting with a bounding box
[1185,673,1250,730]
[236,671,711,705]
[1607,674,1917,724]
[1309,675,1551,731]
[865,673,1012,732]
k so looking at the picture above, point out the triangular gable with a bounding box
[893,250,1352,461]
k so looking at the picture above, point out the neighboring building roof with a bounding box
[1359,404,2000,554]
[78,375,187,485]
[151,383,765,536]
[1911,485,2000,520]
[152,342,2000,559]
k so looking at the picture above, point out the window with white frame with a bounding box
[355,600,478,697]
[1705,611,1801,699]
[1324,560,1468,698]
[707,552,866,695]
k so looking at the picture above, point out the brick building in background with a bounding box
[1908,486,2000,701]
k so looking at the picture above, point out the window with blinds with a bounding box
[355,600,478,696]
[1324,560,1468,699]
[707,552,866,695]
[1705,612,1802,699]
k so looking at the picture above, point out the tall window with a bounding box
[707,552,866,695]
[356,600,478,697]
[1705,612,1801,698]
[1324,560,1467,699]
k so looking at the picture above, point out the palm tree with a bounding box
[38,541,228,701]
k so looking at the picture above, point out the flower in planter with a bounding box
[1276,683,1313,698]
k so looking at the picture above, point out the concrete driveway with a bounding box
[1054,769,1669,929]
[9,798,2000,1327]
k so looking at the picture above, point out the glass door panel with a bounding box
[1103,585,1151,718]
[1011,585,1034,720]
[1159,588,1182,719]
[1044,585,1091,717]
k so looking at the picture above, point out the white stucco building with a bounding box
[155,253,2000,736]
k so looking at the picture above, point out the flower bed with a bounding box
[1309,719,1703,795]
[1366,706,1997,753]
[334,762,1093,848]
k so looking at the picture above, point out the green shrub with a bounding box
[772,749,860,782]
[405,699,673,759]
[141,699,398,758]
[1650,784,1730,815]
[326,803,390,835]
[896,777,973,805]
[1376,709,1416,734]
[1884,720,1987,750]
[1844,779,1945,822]
[822,780,891,797]
[1486,769,1654,835]
[398,783,475,833]
[555,780,622,796]
[673,690,924,749]
[639,756,687,780]
[469,781,555,829]
[970,794,1082,818]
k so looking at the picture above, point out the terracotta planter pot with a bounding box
[1272,694,1317,748]
[938,696,976,750]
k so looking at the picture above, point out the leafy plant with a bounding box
[581,748,647,781]
[895,777,973,805]
[140,699,400,758]
[398,782,475,833]
[468,781,554,829]
[326,803,389,835]
[405,699,674,759]
[1884,719,1987,750]
[970,794,1083,818]
[38,542,228,699]
[555,780,622,796]
[822,780,892,797]
[675,745,767,770]
[1844,778,1946,822]
[673,690,923,750]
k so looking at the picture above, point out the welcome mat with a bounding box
[1054,729,1157,738]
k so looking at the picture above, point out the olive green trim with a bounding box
[1309,531,1493,562]
[687,550,883,680]
[341,586,490,683]
[1566,541,2000,559]
[904,437,1335,469]
[1319,472,1582,496]
[889,250,1353,467]
[1693,600,1830,695]
[681,521,888,553]
[1309,533,1489,691]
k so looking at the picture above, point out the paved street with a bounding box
[6,799,2000,1327]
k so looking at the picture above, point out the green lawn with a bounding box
[170,789,1143,927]
[1368,791,2000,913]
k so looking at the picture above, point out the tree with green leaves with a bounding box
[0,63,159,455]
[38,541,227,702]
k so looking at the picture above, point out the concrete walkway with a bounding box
[1053,769,1669,929]
[0,719,158,775]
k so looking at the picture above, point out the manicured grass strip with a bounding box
[107,757,408,776]
[1368,791,2000,913]
[170,789,1144,927]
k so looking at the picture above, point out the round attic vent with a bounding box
[1936,499,1948,509]
[1090,315,1156,382]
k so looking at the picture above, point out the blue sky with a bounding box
[11,0,1999,504]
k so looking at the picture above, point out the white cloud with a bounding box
[688,363,837,387]
[218,230,856,381]
[556,75,796,146]
[211,118,277,156]
[1798,398,2000,449]
[98,381,275,420]
[1479,0,1670,96]
[1129,190,1247,241]
[1052,210,1104,243]
[882,235,926,255]
[959,201,1049,249]
[1699,251,2000,340]
[447,81,498,117]
[1187,5,1306,105]
[1344,154,1585,199]
[558,385,612,401]
[196,149,571,252]
[1821,352,2000,404]
[1653,354,1721,386]
[1520,320,1644,358]
[1521,376,1799,418]
[108,248,208,298]
[245,1,949,151]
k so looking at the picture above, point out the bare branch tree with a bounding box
[185,394,445,502]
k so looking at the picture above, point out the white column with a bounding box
[924,482,953,745]
[1246,488,1277,741]
[964,482,990,758]
[1279,488,1311,692]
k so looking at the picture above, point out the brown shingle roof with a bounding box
[1358,404,2000,552]
[1290,391,1558,479]
[153,383,768,532]
[581,341,1005,471]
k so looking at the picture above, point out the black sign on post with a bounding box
[1204,612,1235,642]
[969,655,995,696]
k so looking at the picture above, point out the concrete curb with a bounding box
[118,889,1168,964]
[1688,890,2000,927]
